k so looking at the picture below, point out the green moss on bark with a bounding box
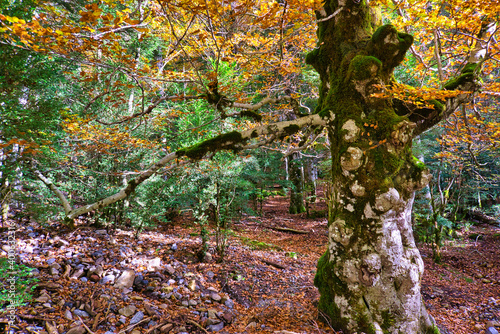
[240,109,262,122]
[444,72,474,90]
[347,55,382,81]
[176,131,245,160]
[367,24,413,75]
[444,63,479,90]
[314,252,348,330]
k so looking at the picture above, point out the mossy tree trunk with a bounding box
[306,1,452,333]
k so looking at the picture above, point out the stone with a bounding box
[80,277,88,283]
[181,300,189,307]
[224,299,234,309]
[73,309,89,318]
[171,243,178,251]
[134,274,144,286]
[144,304,157,316]
[66,326,86,334]
[130,311,144,324]
[165,265,175,275]
[486,327,499,334]
[160,323,173,332]
[207,322,224,332]
[148,257,162,270]
[221,311,233,323]
[101,275,115,285]
[118,305,137,317]
[188,299,198,306]
[47,258,56,265]
[36,295,50,303]
[114,270,136,289]
[207,309,218,319]
[211,293,221,302]
[88,265,104,277]
[89,274,100,283]
[64,309,73,320]
[71,268,85,279]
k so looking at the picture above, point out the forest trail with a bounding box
[1,194,499,333]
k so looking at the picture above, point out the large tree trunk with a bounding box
[307,1,439,333]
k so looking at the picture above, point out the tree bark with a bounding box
[289,153,306,214]
[306,1,441,333]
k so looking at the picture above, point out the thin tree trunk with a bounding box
[289,152,306,214]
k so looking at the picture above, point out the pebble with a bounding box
[114,269,136,289]
[207,322,224,332]
[73,309,89,318]
[66,325,86,334]
[207,309,218,319]
[224,299,234,308]
[36,295,50,303]
[118,305,136,317]
[71,268,84,279]
[171,243,178,251]
[165,265,175,275]
[64,309,73,320]
[486,328,499,334]
[211,293,222,302]
[101,275,115,285]
[130,311,144,324]
[47,258,56,265]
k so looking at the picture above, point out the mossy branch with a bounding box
[55,115,327,222]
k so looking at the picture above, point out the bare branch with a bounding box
[95,95,202,125]
[32,169,72,215]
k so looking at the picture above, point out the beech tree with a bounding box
[1,0,499,333]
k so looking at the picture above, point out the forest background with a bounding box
[0,0,499,333]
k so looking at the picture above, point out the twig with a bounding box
[259,258,286,270]
[18,314,52,321]
[77,316,96,334]
[117,317,151,334]
[264,225,309,234]
[187,319,209,334]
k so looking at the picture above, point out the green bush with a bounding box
[0,258,38,309]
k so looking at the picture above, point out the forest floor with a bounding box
[1,194,500,334]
